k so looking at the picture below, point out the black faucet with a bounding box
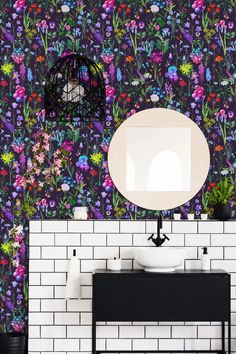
[148,214,170,247]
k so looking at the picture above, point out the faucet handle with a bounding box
[163,234,170,241]
[148,234,154,241]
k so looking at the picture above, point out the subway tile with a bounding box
[223,247,236,259]
[81,286,92,299]
[172,221,197,234]
[29,300,40,312]
[199,221,223,233]
[211,234,236,246]
[67,325,91,338]
[146,326,171,338]
[29,220,41,233]
[80,312,92,325]
[185,247,198,259]
[159,339,184,350]
[68,220,93,233]
[107,339,131,351]
[133,339,157,350]
[29,247,41,259]
[29,259,54,272]
[29,273,40,285]
[133,234,150,246]
[41,273,66,285]
[55,233,80,246]
[30,233,54,246]
[29,313,53,325]
[29,326,40,338]
[119,326,144,338]
[94,246,119,259]
[225,221,236,233]
[198,326,221,338]
[28,339,53,352]
[120,247,134,259]
[120,221,145,233]
[94,220,119,233]
[107,233,132,246]
[55,286,66,299]
[41,326,66,338]
[41,299,66,312]
[42,220,67,233]
[67,299,91,312]
[81,233,106,246]
[97,325,119,338]
[172,326,197,338]
[55,260,69,272]
[185,233,210,246]
[185,339,210,350]
[29,286,54,299]
[80,338,92,351]
[54,339,79,352]
[55,313,80,325]
[42,246,66,259]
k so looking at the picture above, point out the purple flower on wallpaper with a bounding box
[166,66,178,82]
[76,155,89,171]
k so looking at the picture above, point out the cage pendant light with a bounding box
[45,54,106,122]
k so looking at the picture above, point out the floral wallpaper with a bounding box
[0,0,235,333]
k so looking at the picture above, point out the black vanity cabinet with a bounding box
[92,270,231,354]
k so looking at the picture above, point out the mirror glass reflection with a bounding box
[126,127,191,192]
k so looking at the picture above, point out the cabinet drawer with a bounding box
[94,274,230,322]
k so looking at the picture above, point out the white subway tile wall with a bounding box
[29,220,236,354]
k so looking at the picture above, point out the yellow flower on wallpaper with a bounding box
[0,62,14,76]
[90,152,103,166]
[179,63,193,76]
[1,242,12,256]
[1,152,14,165]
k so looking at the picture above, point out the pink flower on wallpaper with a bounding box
[11,52,25,65]
[11,320,25,332]
[62,141,73,151]
[103,0,115,13]
[192,0,204,13]
[192,86,205,102]
[13,0,26,14]
[13,85,26,103]
[11,142,25,154]
[150,51,163,63]
[106,85,115,103]
[13,265,26,278]
[103,174,113,192]
[101,53,114,64]
[13,174,26,189]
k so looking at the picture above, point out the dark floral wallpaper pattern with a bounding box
[0,0,235,332]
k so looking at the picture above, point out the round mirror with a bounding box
[108,108,210,211]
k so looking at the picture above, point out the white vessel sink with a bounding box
[134,247,186,272]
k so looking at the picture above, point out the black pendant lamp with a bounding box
[45,54,106,122]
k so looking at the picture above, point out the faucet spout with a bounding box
[147,214,170,247]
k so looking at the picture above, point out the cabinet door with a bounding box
[94,274,230,322]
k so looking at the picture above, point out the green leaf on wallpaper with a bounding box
[74,129,80,143]
[66,129,73,140]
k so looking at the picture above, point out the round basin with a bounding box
[134,247,186,272]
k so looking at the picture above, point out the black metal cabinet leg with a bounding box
[92,318,96,354]
[228,318,231,354]
[222,321,225,354]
